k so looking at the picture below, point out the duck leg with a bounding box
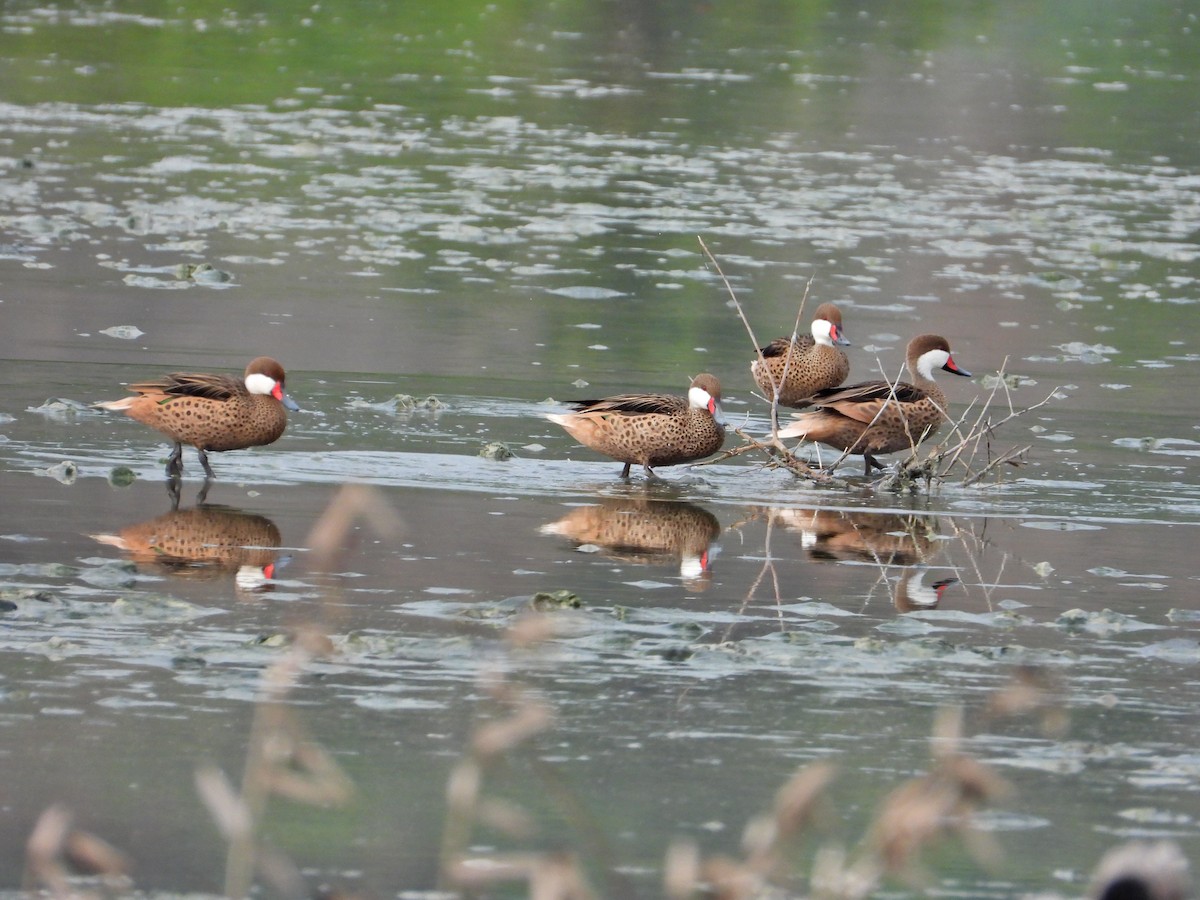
[863,453,886,476]
[620,462,632,478]
[199,449,217,480]
[166,442,184,477]
[166,475,182,511]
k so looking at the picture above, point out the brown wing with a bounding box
[759,335,816,358]
[129,372,243,401]
[796,380,929,424]
[568,393,686,416]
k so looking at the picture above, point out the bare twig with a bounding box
[697,235,814,444]
[727,426,841,484]
[24,804,133,896]
[439,616,635,900]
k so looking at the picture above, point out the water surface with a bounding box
[2,2,1199,896]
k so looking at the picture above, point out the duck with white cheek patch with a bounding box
[96,356,300,480]
[778,334,972,476]
[548,373,726,479]
[752,301,852,407]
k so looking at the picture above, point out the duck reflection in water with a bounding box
[765,507,940,566]
[90,503,285,598]
[541,497,721,591]
[893,567,959,612]
[762,506,958,611]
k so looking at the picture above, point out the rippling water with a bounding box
[2,2,1199,896]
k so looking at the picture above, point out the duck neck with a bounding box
[907,357,947,407]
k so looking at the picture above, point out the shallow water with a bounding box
[2,2,1200,897]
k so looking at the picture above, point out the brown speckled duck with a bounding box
[763,507,940,567]
[547,373,726,478]
[90,505,283,588]
[540,497,721,589]
[752,302,851,406]
[97,356,299,479]
[777,334,971,475]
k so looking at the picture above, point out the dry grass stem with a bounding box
[698,234,815,441]
[865,708,1010,884]
[664,839,702,899]
[261,737,355,806]
[700,855,765,900]
[306,483,405,571]
[24,804,74,894]
[447,852,598,899]
[63,831,131,882]
[671,701,1020,900]
[195,765,255,842]
[440,615,638,900]
[24,804,132,897]
[477,797,539,838]
[472,701,556,759]
[208,619,351,897]
[508,611,569,648]
[743,762,839,878]
[253,844,311,898]
[986,665,1069,737]
[196,489,397,896]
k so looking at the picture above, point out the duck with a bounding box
[776,334,971,475]
[547,373,726,478]
[762,507,939,567]
[89,504,284,593]
[96,356,299,479]
[540,497,722,589]
[751,302,851,406]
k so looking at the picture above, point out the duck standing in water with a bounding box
[777,334,971,475]
[547,373,726,478]
[751,302,851,407]
[97,356,300,479]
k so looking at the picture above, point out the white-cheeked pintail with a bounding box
[752,302,851,407]
[776,334,971,475]
[548,373,726,478]
[97,356,300,479]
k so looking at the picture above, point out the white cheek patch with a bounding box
[244,372,278,396]
[812,319,834,345]
[236,565,270,593]
[690,385,725,426]
[904,570,941,609]
[680,555,705,581]
[916,349,950,380]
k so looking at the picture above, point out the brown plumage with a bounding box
[777,334,971,475]
[96,356,299,479]
[752,302,851,406]
[90,505,282,584]
[540,497,721,588]
[547,373,726,478]
[764,507,940,567]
